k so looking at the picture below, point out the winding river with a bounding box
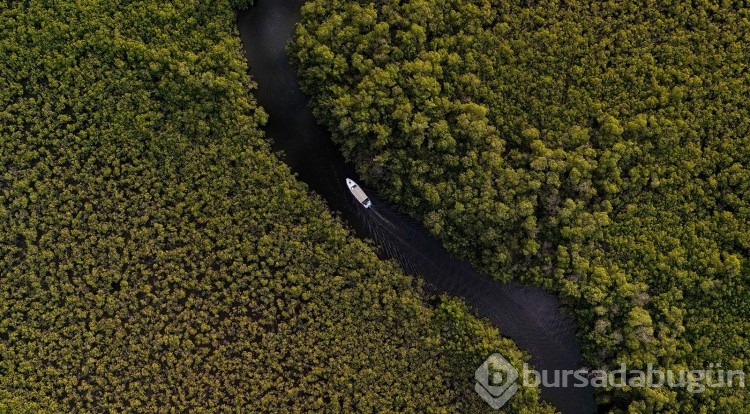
[237,2,597,412]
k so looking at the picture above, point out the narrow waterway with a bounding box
[236,2,597,412]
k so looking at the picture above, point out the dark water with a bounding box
[236,2,597,413]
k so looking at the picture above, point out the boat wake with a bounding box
[359,197,594,412]
[237,2,597,410]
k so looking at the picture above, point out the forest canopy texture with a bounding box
[0,1,550,412]
[292,0,750,412]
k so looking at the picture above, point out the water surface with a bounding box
[237,2,597,412]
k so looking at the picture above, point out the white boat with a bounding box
[346,178,372,208]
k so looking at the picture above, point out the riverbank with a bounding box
[236,1,596,412]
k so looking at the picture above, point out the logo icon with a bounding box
[475,353,519,409]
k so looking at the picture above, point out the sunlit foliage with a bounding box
[292,0,750,411]
[0,1,550,412]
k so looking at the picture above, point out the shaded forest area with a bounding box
[0,1,550,412]
[292,0,750,411]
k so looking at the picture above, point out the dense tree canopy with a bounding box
[0,1,551,412]
[292,0,750,411]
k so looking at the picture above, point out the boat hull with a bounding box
[346,178,372,208]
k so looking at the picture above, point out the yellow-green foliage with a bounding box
[0,388,57,414]
[292,0,750,411]
[0,1,551,412]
